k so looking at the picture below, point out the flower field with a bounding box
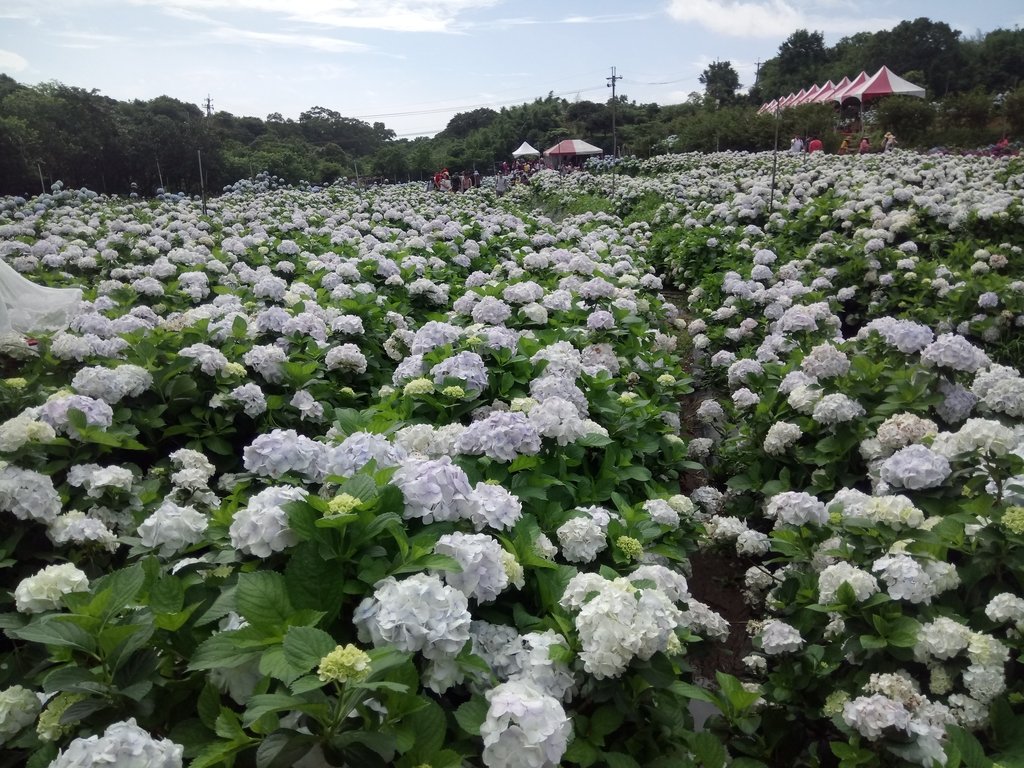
[0,151,1022,768]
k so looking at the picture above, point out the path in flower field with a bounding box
[1,151,1023,767]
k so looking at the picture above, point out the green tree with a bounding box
[699,61,741,106]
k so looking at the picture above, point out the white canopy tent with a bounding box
[511,141,540,158]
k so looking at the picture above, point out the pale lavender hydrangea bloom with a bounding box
[353,573,471,660]
[586,310,615,330]
[456,412,542,462]
[410,321,463,355]
[469,482,523,531]
[765,491,828,528]
[434,532,510,602]
[230,383,267,417]
[48,718,183,768]
[811,393,865,425]
[920,334,991,373]
[0,465,62,524]
[472,296,513,325]
[390,455,477,523]
[431,351,489,392]
[243,429,327,482]
[879,445,951,490]
[228,485,306,557]
[759,620,804,654]
[555,516,606,563]
[325,432,405,478]
[137,500,208,556]
[243,345,287,383]
[480,680,571,768]
[37,395,114,437]
[178,343,228,375]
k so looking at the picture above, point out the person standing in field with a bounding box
[838,137,850,155]
[859,137,871,154]
[882,132,898,152]
[807,136,823,153]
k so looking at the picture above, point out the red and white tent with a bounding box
[795,84,822,105]
[810,80,837,103]
[543,139,603,157]
[842,66,925,101]
[830,71,869,102]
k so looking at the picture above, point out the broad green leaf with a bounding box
[282,626,337,674]
[454,695,488,736]
[188,632,261,671]
[236,571,294,629]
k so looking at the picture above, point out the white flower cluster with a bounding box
[972,363,1024,418]
[228,485,305,557]
[758,619,804,654]
[49,718,183,768]
[560,572,682,679]
[480,680,571,768]
[354,573,471,660]
[763,421,802,455]
[817,561,879,603]
[14,562,90,613]
[433,532,511,603]
[878,444,951,490]
[137,500,208,556]
[764,491,828,529]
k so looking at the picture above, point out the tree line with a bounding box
[0,18,1021,197]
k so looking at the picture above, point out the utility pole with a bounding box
[606,66,622,157]
[755,59,762,84]
[203,95,213,117]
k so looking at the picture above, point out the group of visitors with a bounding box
[792,131,899,155]
[430,168,481,193]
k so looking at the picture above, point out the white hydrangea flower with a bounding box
[879,444,951,490]
[14,563,90,614]
[817,561,880,603]
[480,680,571,768]
[434,532,510,603]
[764,491,828,529]
[49,718,183,768]
[0,684,41,745]
[759,619,804,654]
[228,486,305,557]
[555,516,607,563]
[763,421,802,455]
[137,500,208,556]
[842,694,911,741]
[354,573,471,660]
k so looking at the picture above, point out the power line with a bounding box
[349,85,606,120]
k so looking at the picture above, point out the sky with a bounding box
[1,0,1022,139]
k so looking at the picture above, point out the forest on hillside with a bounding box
[1,17,1022,196]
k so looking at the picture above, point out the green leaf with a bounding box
[282,626,337,675]
[691,731,727,768]
[603,752,641,768]
[198,683,222,730]
[668,680,717,704]
[564,738,600,767]
[405,698,446,761]
[260,645,301,684]
[946,727,994,768]
[236,571,294,629]
[391,553,463,576]
[90,563,146,622]
[588,705,623,745]
[454,695,488,736]
[188,632,261,671]
[7,618,97,653]
[149,575,186,614]
[256,731,317,768]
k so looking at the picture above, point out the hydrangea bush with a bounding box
[2,150,1024,767]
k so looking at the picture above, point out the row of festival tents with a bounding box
[511,139,603,158]
[758,66,925,114]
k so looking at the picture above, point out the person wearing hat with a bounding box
[858,136,871,154]
[882,132,897,152]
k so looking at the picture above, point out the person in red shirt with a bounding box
[807,137,823,153]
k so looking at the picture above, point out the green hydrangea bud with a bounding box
[317,644,372,684]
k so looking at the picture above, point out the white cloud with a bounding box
[206,26,370,52]
[665,0,895,38]
[0,49,28,72]
[129,0,500,33]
